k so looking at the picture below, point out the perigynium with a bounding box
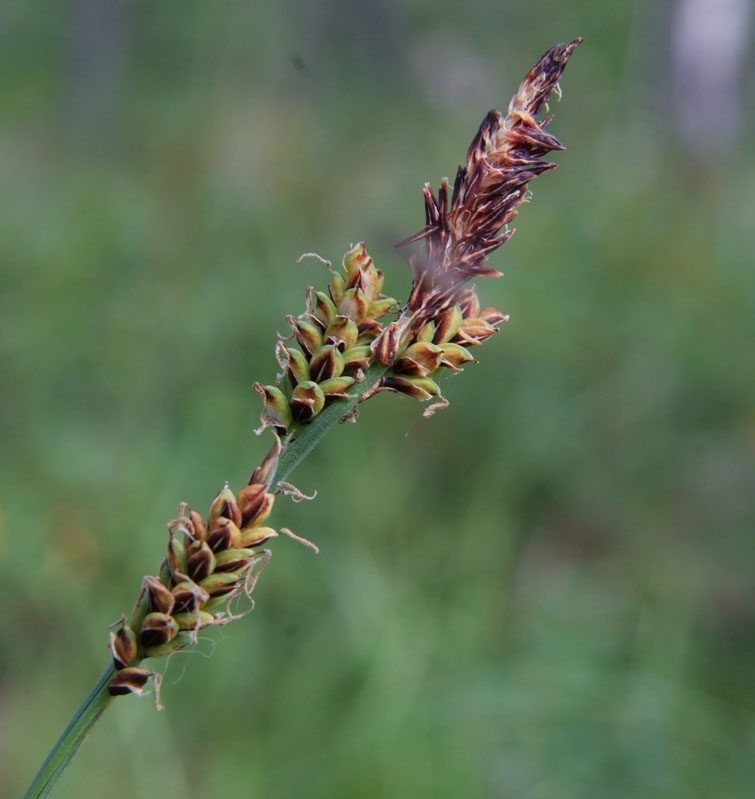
[24,39,580,799]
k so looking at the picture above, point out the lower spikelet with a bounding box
[107,474,279,706]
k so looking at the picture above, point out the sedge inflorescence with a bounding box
[107,39,580,705]
[255,244,399,433]
[108,450,280,706]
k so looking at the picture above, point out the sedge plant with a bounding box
[24,39,581,799]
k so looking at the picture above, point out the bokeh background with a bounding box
[2,1,754,797]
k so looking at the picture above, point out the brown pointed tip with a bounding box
[537,38,582,75]
[549,39,583,63]
[518,38,582,118]
[544,39,582,79]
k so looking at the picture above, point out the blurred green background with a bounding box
[2,1,754,797]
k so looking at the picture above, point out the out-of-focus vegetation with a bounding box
[2,1,754,797]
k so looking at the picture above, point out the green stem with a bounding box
[271,360,388,486]
[24,664,115,799]
[23,361,389,799]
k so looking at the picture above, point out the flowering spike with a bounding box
[375,39,580,361]
[105,42,578,712]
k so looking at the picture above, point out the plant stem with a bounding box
[272,361,388,486]
[23,361,388,799]
[24,664,115,799]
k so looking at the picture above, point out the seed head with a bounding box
[374,39,581,364]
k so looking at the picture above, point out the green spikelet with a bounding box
[108,480,278,702]
[257,243,397,436]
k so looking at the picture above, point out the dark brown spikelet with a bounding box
[373,39,581,365]
[408,39,580,286]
